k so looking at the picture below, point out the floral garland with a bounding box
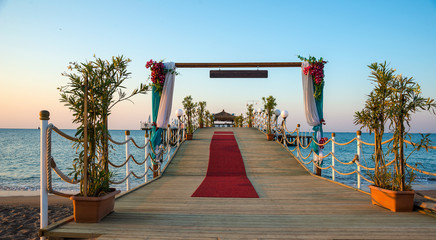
[318,137,328,149]
[145,59,177,95]
[298,55,327,101]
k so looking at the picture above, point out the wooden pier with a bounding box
[41,128,436,239]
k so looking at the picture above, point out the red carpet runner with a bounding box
[191,131,259,198]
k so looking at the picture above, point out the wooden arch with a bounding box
[174,62,302,68]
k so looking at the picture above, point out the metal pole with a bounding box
[357,130,362,189]
[177,117,181,147]
[145,132,150,183]
[39,110,49,240]
[332,133,335,181]
[282,120,286,147]
[275,116,279,139]
[125,130,130,191]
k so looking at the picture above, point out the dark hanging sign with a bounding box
[210,70,268,78]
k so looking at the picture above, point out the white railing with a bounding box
[39,110,185,237]
[252,110,436,198]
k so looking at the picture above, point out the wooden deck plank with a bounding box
[42,128,436,239]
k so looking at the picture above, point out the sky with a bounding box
[0,0,435,133]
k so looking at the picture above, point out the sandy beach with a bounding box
[0,193,73,239]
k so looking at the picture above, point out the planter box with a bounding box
[186,133,193,140]
[70,189,121,223]
[267,134,274,141]
[369,185,415,212]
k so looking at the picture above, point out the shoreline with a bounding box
[0,190,79,197]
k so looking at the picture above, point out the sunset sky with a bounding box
[1,0,435,133]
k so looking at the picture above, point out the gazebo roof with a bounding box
[213,110,235,121]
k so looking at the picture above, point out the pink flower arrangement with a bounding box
[146,59,166,94]
[318,137,329,149]
[298,55,327,100]
[302,62,325,85]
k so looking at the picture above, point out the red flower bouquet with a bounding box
[146,59,167,94]
[298,55,327,100]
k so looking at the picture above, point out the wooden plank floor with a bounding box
[43,128,436,239]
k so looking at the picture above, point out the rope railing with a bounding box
[252,112,436,199]
[331,153,356,165]
[406,163,436,176]
[40,112,186,203]
[404,139,436,149]
[331,138,357,146]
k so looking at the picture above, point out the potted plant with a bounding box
[59,55,148,222]
[246,104,254,127]
[205,110,211,128]
[233,115,240,127]
[197,101,206,128]
[354,62,435,212]
[208,112,214,127]
[183,95,197,140]
[262,96,277,141]
[236,114,244,127]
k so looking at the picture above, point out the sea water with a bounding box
[0,129,167,193]
[0,129,435,193]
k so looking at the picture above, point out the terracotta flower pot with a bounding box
[70,189,121,223]
[369,185,415,212]
[267,133,274,141]
[248,123,252,128]
[199,123,204,128]
[186,133,193,140]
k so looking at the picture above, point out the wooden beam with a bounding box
[210,70,268,78]
[175,62,302,68]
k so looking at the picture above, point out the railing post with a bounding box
[331,132,335,181]
[39,110,49,240]
[296,124,300,159]
[125,130,130,191]
[357,130,361,189]
[167,124,171,162]
[153,144,159,178]
[145,132,150,183]
[317,146,323,176]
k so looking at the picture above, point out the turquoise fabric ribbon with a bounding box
[311,84,324,164]
[150,86,162,152]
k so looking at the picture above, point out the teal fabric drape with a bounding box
[150,86,162,150]
[311,84,324,158]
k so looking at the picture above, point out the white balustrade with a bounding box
[356,130,362,189]
[331,133,335,181]
[125,130,131,191]
[145,133,150,183]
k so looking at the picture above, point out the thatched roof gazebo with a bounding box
[213,110,235,127]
